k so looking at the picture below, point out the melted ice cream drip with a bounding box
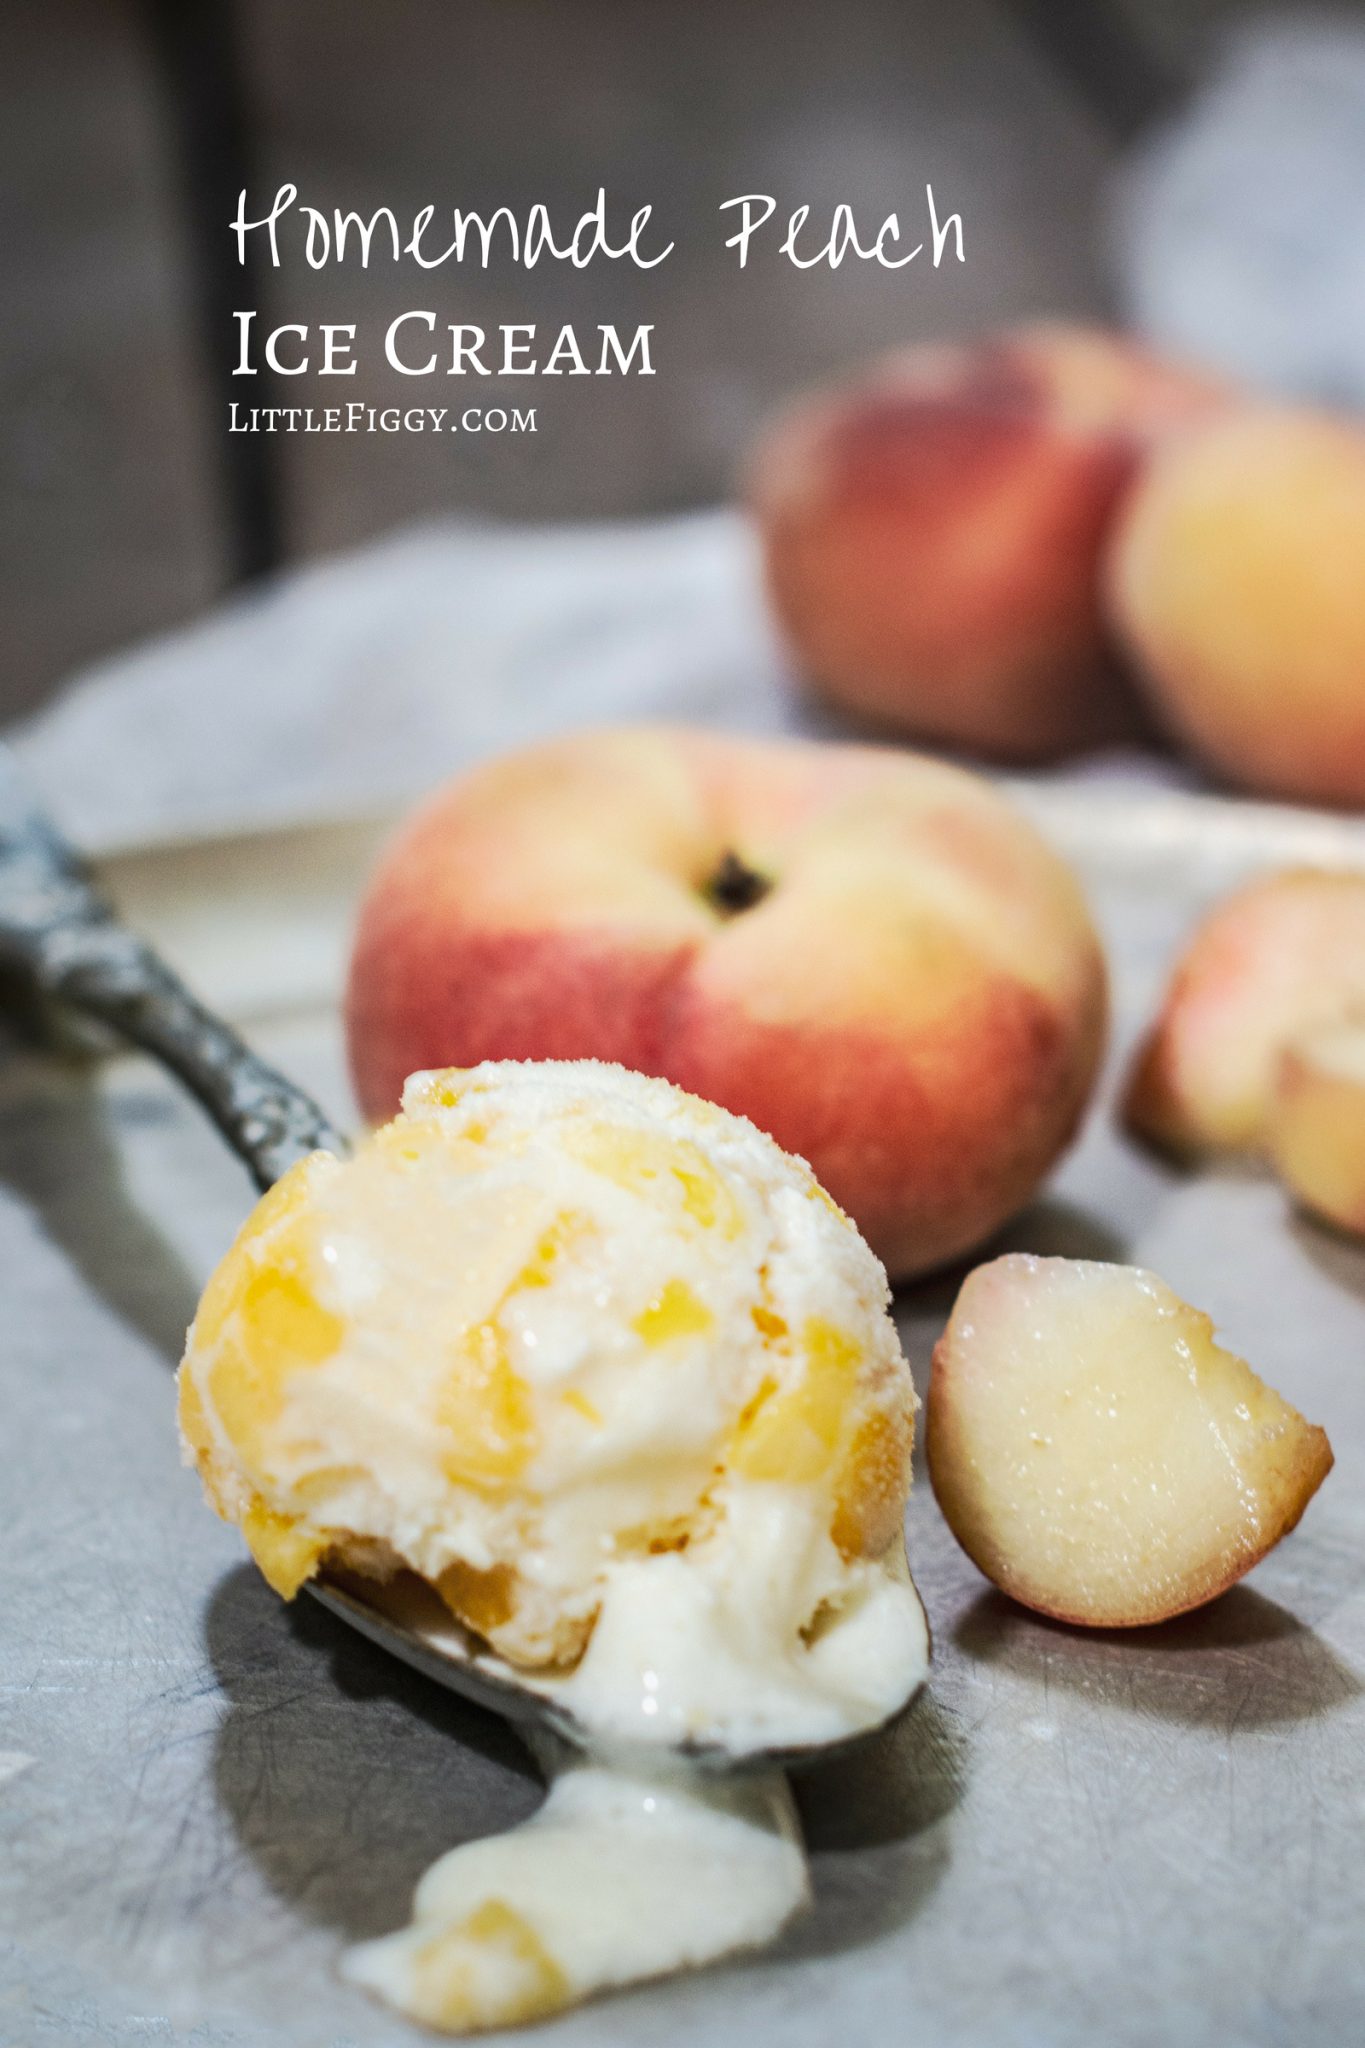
[343,1738,808,2033]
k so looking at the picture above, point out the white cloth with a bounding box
[11,510,1194,857]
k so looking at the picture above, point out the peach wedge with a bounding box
[1271,1020,1365,1236]
[1125,869,1365,1158]
[927,1255,1332,1627]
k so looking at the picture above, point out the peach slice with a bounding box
[1270,1020,1365,1236]
[1124,869,1365,1157]
[926,1255,1332,1627]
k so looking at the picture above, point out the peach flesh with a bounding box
[926,1255,1333,1628]
[1270,1021,1365,1237]
[1124,868,1365,1158]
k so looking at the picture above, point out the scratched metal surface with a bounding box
[3,786,1365,2048]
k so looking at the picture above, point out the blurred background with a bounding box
[3,0,1364,727]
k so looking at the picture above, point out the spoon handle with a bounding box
[0,747,347,1190]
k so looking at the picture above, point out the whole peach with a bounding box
[346,728,1107,1279]
[749,323,1227,761]
[1106,408,1365,805]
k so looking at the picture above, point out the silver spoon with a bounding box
[0,744,924,1770]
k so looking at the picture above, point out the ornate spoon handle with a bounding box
[0,746,347,1190]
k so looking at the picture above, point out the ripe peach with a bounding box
[748,322,1227,761]
[1124,869,1365,1157]
[1106,408,1365,805]
[345,727,1107,1280]
[927,1254,1333,1627]
[1270,1021,1365,1236]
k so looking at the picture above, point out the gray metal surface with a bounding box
[3,786,1364,2047]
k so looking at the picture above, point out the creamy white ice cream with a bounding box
[343,1738,810,2033]
[178,1058,927,2029]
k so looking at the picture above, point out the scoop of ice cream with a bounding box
[177,1059,922,1745]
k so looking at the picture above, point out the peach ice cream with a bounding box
[177,1058,925,1753]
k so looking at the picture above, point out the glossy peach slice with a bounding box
[927,1255,1332,1626]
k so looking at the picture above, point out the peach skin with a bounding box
[926,1254,1333,1628]
[1270,1021,1365,1237]
[748,322,1227,762]
[1106,407,1365,805]
[1125,868,1365,1158]
[345,727,1108,1280]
